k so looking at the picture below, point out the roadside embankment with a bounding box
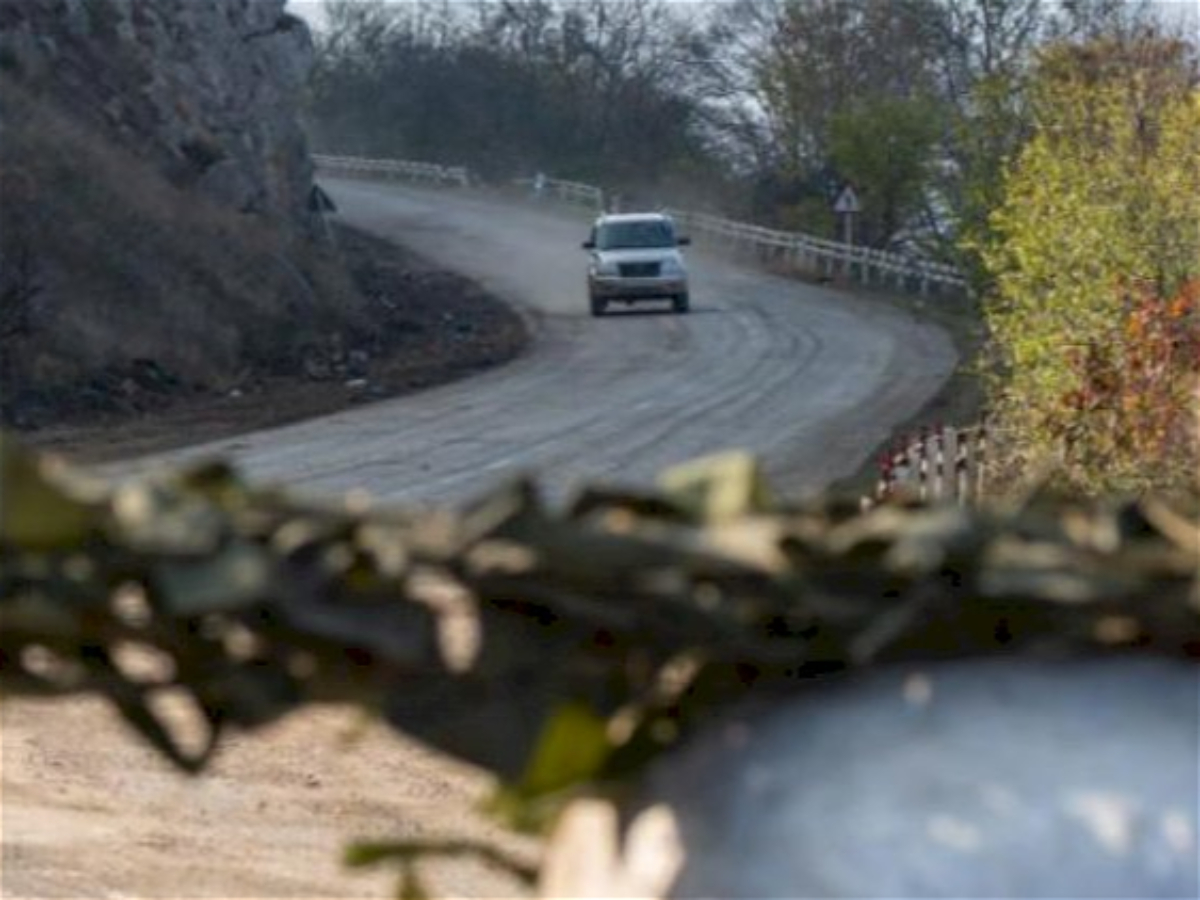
[19,222,529,463]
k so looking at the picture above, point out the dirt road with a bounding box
[119,180,956,504]
[2,181,957,898]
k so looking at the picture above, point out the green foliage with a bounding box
[774,196,837,239]
[977,38,1200,493]
[947,71,1035,287]
[717,0,946,237]
[0,434,104,549]
[829,93,945,246]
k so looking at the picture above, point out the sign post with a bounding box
[832,184,861,281]
[833,184,860,246]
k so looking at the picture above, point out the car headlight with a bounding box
[591,260,619,277]
[660,258,685,277]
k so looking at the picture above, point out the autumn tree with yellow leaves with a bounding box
[979,35,1200,494]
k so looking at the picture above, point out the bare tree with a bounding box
[307,0,713,189]
[696,0,947,228]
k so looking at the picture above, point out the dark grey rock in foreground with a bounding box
[661,657,1198,898]
[549,657,1198,898]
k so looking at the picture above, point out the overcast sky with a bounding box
[289,0,1198,37]
[289,0,727,32]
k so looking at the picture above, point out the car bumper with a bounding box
[589,277,687,299]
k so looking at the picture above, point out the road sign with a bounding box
[833,184,861,215]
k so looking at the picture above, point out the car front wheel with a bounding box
[590,295,607,317]
[673,293,690,314]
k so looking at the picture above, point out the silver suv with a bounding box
[582,213,691,316]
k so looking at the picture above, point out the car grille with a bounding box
[618,262,661,278]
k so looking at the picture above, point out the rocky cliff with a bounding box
[0,0,373,430]
[0,0,316,231]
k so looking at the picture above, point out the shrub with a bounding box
[977,37,1200,494]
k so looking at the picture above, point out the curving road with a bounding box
[2,180,959,900]
[159,178,956,506]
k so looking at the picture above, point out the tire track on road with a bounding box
[130,180,955,507]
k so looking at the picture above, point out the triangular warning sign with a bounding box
[833,185,861,214]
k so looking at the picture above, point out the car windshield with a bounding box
[595,219,675,250]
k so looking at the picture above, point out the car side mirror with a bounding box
[677,236,692,246]
[582,240,595,250]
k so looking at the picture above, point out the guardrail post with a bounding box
[955,430,970,506]
[876,452,892,503]
[974,423,988,502]
[933,424,946,502]
[917,426,929,502]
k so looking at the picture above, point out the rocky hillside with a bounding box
[0,0,366,428]
[0,0,315,231]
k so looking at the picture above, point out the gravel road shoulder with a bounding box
[19,225,530,464]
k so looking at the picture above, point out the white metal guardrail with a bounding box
[667,209,967,295]
[546,176,604,209]
[514,175,605,210]
[313,153,968,296]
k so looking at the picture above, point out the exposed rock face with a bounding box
[0,0,365,430]
[0,0,316,231]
